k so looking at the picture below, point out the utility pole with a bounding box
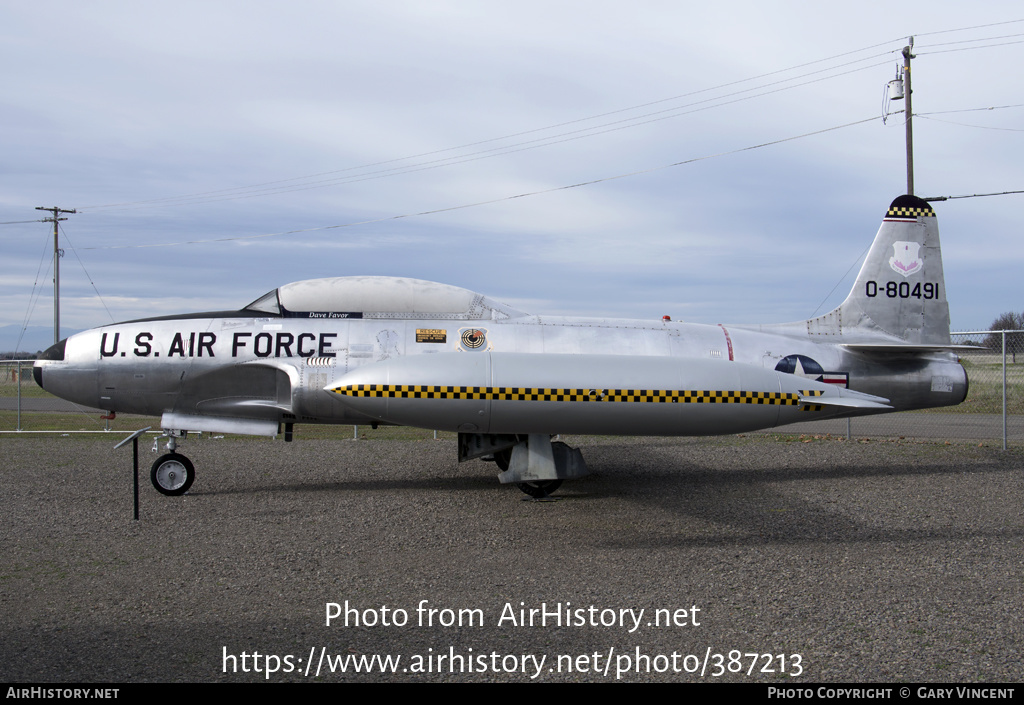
[902,38,915,195]
[35,206,77,344]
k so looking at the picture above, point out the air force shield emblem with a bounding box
[889,241,922,277]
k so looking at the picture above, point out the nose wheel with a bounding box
[151,453,195,496]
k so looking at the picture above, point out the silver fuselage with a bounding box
[34,195,971,438]
[34,310,966,436]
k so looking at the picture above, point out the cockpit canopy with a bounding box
[243,276,527,321]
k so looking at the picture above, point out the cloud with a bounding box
[2,2,1021,334]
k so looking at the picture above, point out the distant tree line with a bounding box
[987,311,1024,362]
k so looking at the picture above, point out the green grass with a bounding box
[0,377,52,398]
[0,411,161,433]
[946,357,1024,415]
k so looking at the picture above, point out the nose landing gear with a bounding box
[150,429,194,496]
[150,453,195,496]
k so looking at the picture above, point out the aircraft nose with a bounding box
[33,338,68,389]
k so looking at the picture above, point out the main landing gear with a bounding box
[492,447,563,498]
[150,430,195,496]
[461,433,587,499]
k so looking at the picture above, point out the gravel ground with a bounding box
[2,434,1022,683]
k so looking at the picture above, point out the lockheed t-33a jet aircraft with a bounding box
[34,195,967,498]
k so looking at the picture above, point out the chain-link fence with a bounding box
[3,332,1022,446]
[0,359,160,435]
[947,329,1023,449]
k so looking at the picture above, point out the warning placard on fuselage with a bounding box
[416,329,448,343]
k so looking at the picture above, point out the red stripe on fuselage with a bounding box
[717,324,734,361]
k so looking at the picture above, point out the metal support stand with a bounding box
[115,427,152,521]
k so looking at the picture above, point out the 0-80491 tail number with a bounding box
[865,281,939,299]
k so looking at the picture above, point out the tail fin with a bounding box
[806,195,951,346]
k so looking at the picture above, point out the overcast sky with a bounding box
[3,1,1022,351]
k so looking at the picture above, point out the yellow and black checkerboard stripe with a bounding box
[886,205,935,218]
[332,384,827,409]
[801,389,824,412]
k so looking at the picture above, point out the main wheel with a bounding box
[494,447,513,472]
[517,480,562,498]
[151,453,195,496]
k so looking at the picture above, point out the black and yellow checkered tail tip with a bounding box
[886,194,935,219]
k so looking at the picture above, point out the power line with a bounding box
[912,17,1024,38]
[82,115,879,251]
[79,46,905,212]
[13,230,56,354]
[923,190,1024,202]
[72,22,1024,214]
[918,103,1024,115]
[915,104,1024,132]
[917,115,1024,132]
[917,31,1024,48]
[85,59,896,213]
[78,91,1019,251]
[36,20,1024,234]
[60,223,116,324]
[917,38,1024,55]
[809,241,874,318]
